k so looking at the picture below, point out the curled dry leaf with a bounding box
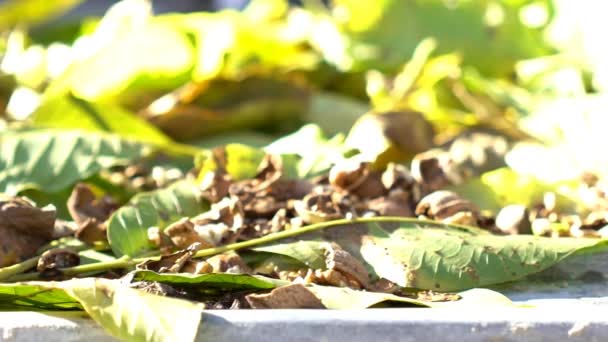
[37,248,81,279]
[239,208,290,240]
[329,160,385,199]
[346,111,435,168]
[294,193,345,224]
[366,189,414,217]
[181,260,213,275]
[323,243,370,288]
[193,197,244,232]
[381,163,416,192]
[137,243,202,273]
[254,154,285,189]
[305,242,371,290]
[205,253,252,274]
[0,195,56,238]
[0,195,56,267]
[200,171,232,203]
[411,150,453,191]
[194,223,233,247]
[67,183,118,244]
[147,226,176,254]
[415,190,479,226]
[165,218,214,250]
[245,284,325,309]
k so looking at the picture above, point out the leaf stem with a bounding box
[2,217,479,281]
[62,256,135,276]
[0,256,40,281]
[192,216,481,259]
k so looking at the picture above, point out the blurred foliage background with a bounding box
[2,0,608,214]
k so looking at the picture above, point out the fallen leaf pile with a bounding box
[2,0,608,341]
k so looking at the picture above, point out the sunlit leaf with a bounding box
[255,219,608,292]
[305,92,369,135]
[64,278,202,342]
[345,111,435,167]
[47,19,193,103]
[332,0,553,76]
[446,168,576,213]
[251,240,328,269]
[32,95,173,146]
[197,143,267,181]
[358,221,607,291]
[131,270,284,290]
[107,181,208,257]
[0,129,151,194]
[0,282,81,311]
[265,124,352,177]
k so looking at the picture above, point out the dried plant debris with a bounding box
[37,248,80,279]
[0,195,56,266]
[304,243,371,290]
[137,243,203,273]
[415,190,479,226]
[67,183,118,244]
[245,284,325,309]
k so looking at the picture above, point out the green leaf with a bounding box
[64,278,202,342]
[32,95,173,147]
[358,222,608,292]
[265,124,352,178]
[196,143,300,181]
[305,93,369,135]
[20,186,73,220]
[251,240,328,270]
[0,282,81,311]
[241,251,309,275]
[197,143,265,181]
[0,129,151,194]
[131,270,284,290]
[254,218,608,292]
[447,168,578,213]
[107,181,209,257]
[331,0,553,76]
[78,249,117,265]
[47,20,193,103]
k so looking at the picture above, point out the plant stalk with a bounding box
[0,256,40,281]
[2,216,475,281]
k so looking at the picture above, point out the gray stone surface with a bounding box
[2,252,608,341]
[3,305,608,342]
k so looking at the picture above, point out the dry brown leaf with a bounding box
[245,284,325,309]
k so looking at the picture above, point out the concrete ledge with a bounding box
[0,312,113,342]
[3,303,608,342]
